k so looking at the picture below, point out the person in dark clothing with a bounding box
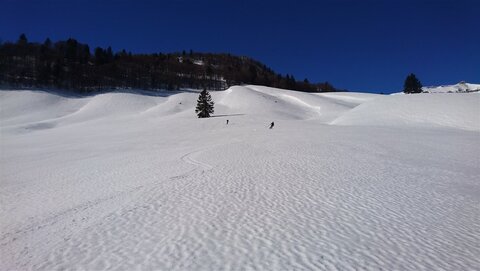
[269,121,274,129]
[226,119,229,125]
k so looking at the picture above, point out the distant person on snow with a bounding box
[226,119,229,125]
[269,121,274,129]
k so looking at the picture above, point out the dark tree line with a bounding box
[0,34,339,93]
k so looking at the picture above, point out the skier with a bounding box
[226,119,229,125]
[269,121,274,129]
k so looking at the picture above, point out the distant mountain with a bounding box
[422,82,480,93]
[0,35,337,93]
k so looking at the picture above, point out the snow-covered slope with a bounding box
[1,86,479,270]
[332,93,480,131]
[422,82,480,93]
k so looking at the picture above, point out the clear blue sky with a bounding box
[1,0,479,93]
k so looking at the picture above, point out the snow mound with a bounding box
[0,90,87,127]
[3,86,477,134]
[217,85,318,120]
[217,85,378,122]
[0,86,378,129]
[0,90,165,133]
[331,93,480,131]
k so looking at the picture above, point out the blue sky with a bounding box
[1,0,479,93]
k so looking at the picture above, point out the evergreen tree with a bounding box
[403,73,423,94]
[65,38,78,61]
[195,89,214,118]
[81,45,90,64]
[106,46,114,63]
[94,47,106,65]
[17,33,28,45]
[43,38,52,48]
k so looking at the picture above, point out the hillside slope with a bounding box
[0,38,337,92]
[331,92,480,131]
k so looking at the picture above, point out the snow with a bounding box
[1,85,479,270]
[392,82,480,94]
[193,59,205,66]
[332,93,480,131]
[422,82,480,93]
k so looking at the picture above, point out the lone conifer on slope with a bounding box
[195,89,214,118]
[403,73,423,94]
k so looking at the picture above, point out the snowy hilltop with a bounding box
[1,86,479,270]
[421,81,480,93]
[0,35,338,93]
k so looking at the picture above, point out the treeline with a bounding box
[0,34,339,93]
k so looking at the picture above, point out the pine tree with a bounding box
[403,73,423,94]
[65,38,78,61]
[195,89,214,118]
[17,33,28,45]
[43,38,52,48]
[95,47,106,65]
[106,46,114,63]
[81,45,90,64]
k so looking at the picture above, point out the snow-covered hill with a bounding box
[332,93,480,131]
[422,82,480,93]
[1,86,479,270]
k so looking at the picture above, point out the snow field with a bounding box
[1,85,479,270]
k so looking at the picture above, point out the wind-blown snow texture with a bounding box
[1,85,479,270]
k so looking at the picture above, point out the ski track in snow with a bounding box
[1,86,479,270]
[181,148,214,172]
